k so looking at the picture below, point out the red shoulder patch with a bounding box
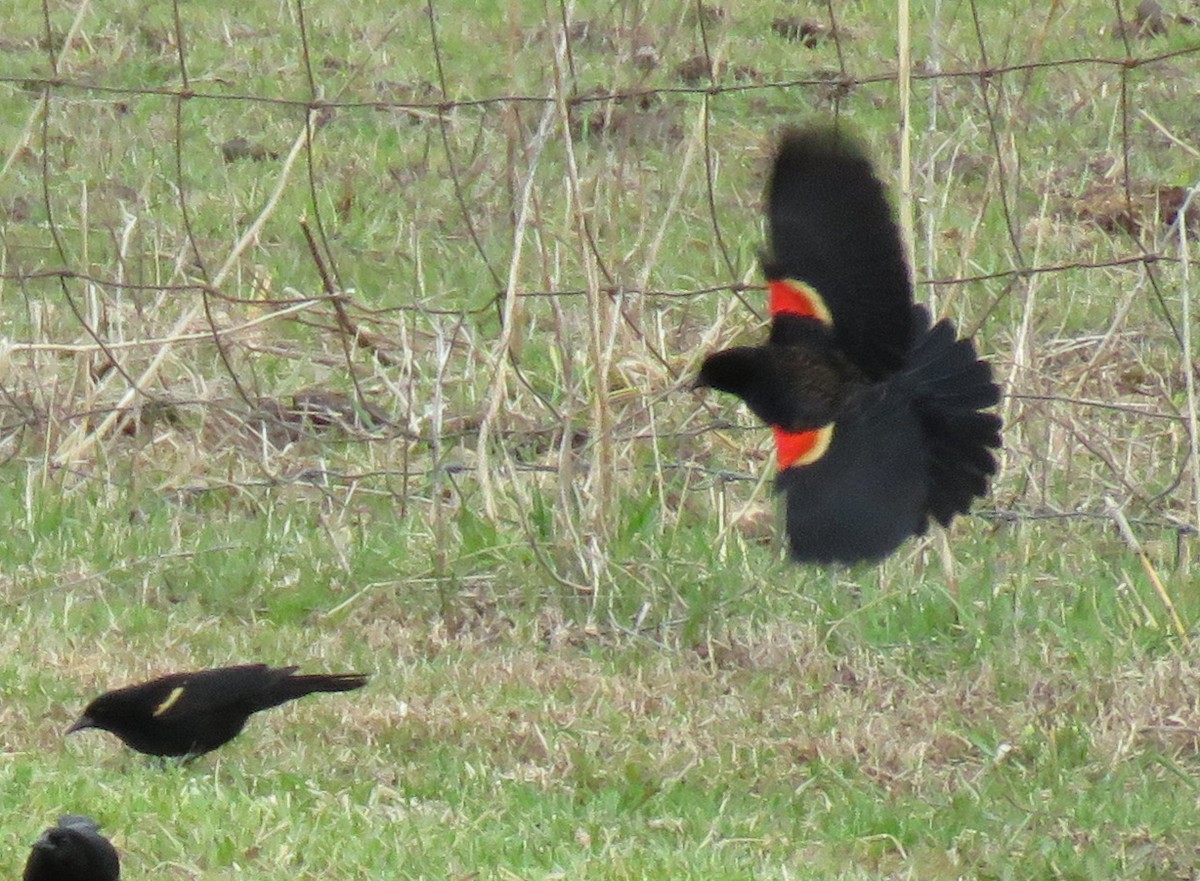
[768,278,833,325]
[773,424,835,470]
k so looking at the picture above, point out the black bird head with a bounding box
[696,335,857,431]
[24,815,120,881]
[694,346,765,395]
[66,691,133,739]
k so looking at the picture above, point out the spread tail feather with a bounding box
[907,307,1002,526]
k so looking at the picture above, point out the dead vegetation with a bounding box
[0,3,1199,875]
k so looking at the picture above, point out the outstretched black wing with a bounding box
[764,127,913,379]
[777,381,931,564]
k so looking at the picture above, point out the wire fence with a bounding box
[0,0,1198,574]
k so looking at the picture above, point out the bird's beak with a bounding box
[66,716,94,735]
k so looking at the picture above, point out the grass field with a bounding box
[2,1,1199,878]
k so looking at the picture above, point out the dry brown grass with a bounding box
[2,1,1200,878]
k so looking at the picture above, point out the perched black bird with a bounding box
[67,664,368,758]
[696,126,1002,564]
[23,815,120,881]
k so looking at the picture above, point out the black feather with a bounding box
[777,380,932,564]
[67,664,369,759]
[776,305,1000,562]
[24,815,119,881]
[763,127,914,379]
[697,126,1003,565]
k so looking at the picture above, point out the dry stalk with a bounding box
[921,1,945,315]
[633,57,716,293]
[1137,110,1200,160]
[10,300,323,355]
[714,462,772,561]
[1002,197,1050,480]
[429,308,453,582]
[1105,496,1189,644]
[299,219,397,368]
[474,79,558,521]
[896,0,916,289]
[1177,184,1200,538]
[548,1,614,570]
[1068,270,1145,401]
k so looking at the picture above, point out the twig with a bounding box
[299,219,398,367]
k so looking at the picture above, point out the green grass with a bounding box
[2,0,1199,878]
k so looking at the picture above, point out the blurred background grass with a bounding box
[1,1,1198,878]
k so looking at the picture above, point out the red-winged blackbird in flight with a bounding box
[67,664,368,758]
[23,815,120,881]
[696,127,1001,565]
